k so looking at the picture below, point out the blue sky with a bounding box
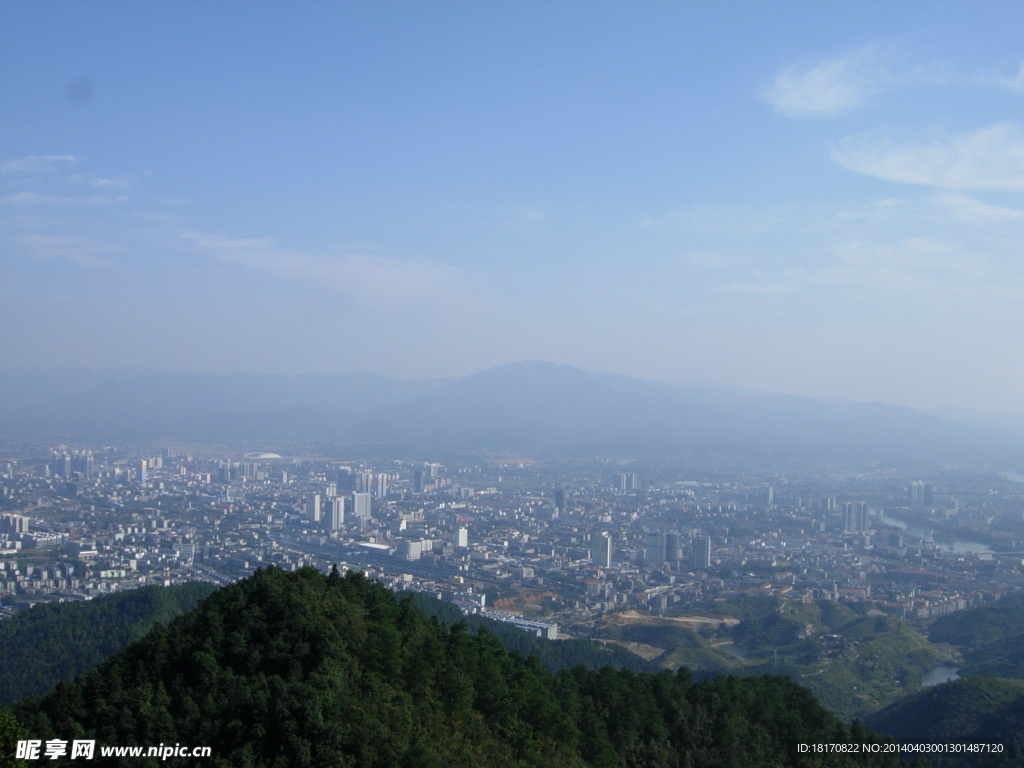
[3,2,1024,415]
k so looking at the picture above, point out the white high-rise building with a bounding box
[329,497,345,530]
[0,514,29,534]
[594,532,613,567]
[352,492,372,521]
[456,526,469,548]
[616,472,638,491]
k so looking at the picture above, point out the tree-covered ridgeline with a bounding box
[12,566,907,767]
[0,581,216,705]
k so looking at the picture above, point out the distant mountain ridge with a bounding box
[0,361,1018,462]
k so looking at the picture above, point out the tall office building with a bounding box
[616,472,639,491]
[336,468,355,494]
[352,492,372,522]
[644,531,665,567]
[457,526,469,549]
[0,514,29,535]
[70,452,93,480]
[554,488,568,516]
[909,481,933,508]
[305,493,321,523]
[664,532,682,568]
[842,501,869,533]
[52,453,72,479]
[842,502,856,533]
[328,497,345,530]
[856,501,869,534]
[594,532,613,567]
[692,536,711,570]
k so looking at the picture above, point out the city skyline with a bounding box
[4,4,1024,416]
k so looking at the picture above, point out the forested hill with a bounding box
[11,567,908,768]
[928,594,1024,679]
[0,582,216,705]
[865,677,1024,767]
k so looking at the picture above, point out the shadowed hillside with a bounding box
[0,582,216,705]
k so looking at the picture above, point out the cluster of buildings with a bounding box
[2,446,1024,630]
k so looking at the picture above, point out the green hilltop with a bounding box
[9,567,907,768]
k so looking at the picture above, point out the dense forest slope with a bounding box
[866,676,1024,767]
[929,595,1024,679]
[0,582,215,705]
[10,567,907,767]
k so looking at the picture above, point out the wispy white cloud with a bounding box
[766,48,1024,119]
[1,192,53,205]
[183,232,467,306]
[764,46,893,117]
[494,205,548,224]
[832,122,1024,190]
[931,191,1024,222]
[973,60,1024,94]
[0,155,78,173]
[21,234,115,266]
[91,177,131,190]
[1,191,130,206]
[182,233,279,251]
[725,279,793,295]
[792,237,1009,303]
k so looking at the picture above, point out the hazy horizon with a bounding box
[4,4,1024,417]
[2,360,1022,425]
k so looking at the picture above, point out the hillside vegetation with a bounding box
[929,595,1024,679]
[0,582,215,704]
[12,567,906,767]
[586,597,944,721]
[865,676,1024,767]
